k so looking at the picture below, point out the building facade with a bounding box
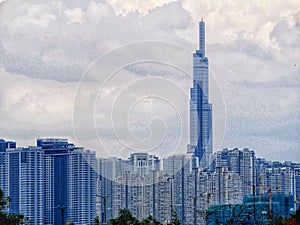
[0,144,44,224]
[0,138,96,225]
[214,148,256,197]
[206,195,295,225]
[188,19,213,168]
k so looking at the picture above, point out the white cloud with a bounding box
[0,0,299,161]
[64,8,85,24]
[182,0,300,46]
[86,1,112,22]
[0,0,193,82]
[106,0,177,15]
[0,67,75,142]
[270,17,300,49]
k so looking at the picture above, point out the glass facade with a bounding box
[207,195,295,225]
[38,138,96,225]
[189,19,213,166]
[0,138,96,225]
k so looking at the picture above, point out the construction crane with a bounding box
[265,186,280,224]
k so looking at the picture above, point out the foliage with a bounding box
[141,214,162,225]
[275,216,285,225]
[108,209,169,225]
[107,205,299,225]
[94,215,100,225]
[109,209,140,225]
[166,208,180,225]
[0,189,26,225]
[285,207,300,225]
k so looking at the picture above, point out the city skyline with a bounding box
[0,0,299,161]
[0,18,298,222]
[1,137,298,224]
[0,1,299,224]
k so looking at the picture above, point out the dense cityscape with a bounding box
[0,19,299,225]
[0,138,299,224]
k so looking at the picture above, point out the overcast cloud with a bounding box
[0,0,299,161]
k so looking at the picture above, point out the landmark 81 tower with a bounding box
[188,19,213,167]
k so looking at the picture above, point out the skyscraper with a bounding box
[0,139,16,207]
[39,138,71,225]
[18,147,44,225]
[214,148,257,197]
[0,142,44,224]
[97,157,127,223]
[67,148,96,224]
[188,19,213,167]
[38,138,96,225]
[163,154,194,224]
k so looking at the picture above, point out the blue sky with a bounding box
[0,0,299,161]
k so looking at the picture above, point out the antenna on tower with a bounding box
[199,18,205,57]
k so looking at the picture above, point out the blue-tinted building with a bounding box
[188,19,213,167]
[0,145,44,224]
[97,157,127,223]
[0,139,18,213]
[214,148,256,197]
[163,154,195,224]
[0,138,96,225]
[67,148,96,224]
[255,158,296,211]
[18,147,44,224]
[38,138,71,225]
[38,138,96,225]
[0,139,16,152]
[207,194,295,225]
[295,167,300,209]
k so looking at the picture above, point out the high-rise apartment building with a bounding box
[256,159,296,207]
[128,153,160,176]
[0,139,16,207]
[67,148,96,224]
[294,166,300,209]
[39,138,71,225]
[0,143,44,224]
[18,147,44,225]
[214,148,256,197]
[163,154,195,224]
[0,138,96,225]
[97,157,128,223]
[37,138,96,225]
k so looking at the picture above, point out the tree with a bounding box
[94,215,100,225]
[274,215,285,225]
[0,189,26,225]
[141,215,162,225]
[0,189,10,211]
[166,208,180,225]
[286,207,300,225]
[108,208,140,225]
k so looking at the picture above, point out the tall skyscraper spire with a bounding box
[188,19,212,168]
[199,18,205,57]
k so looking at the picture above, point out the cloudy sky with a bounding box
[0,0,299,161]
